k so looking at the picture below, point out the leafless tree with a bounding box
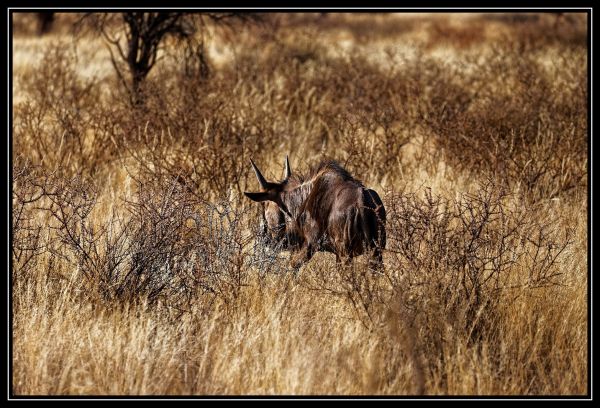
[82,12,262,106]
[36,12,55,35]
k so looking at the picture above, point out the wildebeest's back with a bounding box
[319,183,386,258]
[325,183,364,256]
[298,170,359,250]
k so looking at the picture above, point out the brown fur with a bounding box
[245,159,386,270]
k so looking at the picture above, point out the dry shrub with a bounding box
[427,18,487,49]
[305,179,572,328]
[420,43,587,202]
[225,32,416,183]
[383,180,573,385]
[12,157,47,284]
[295,178,574,393]
[12,159,285,314]
[509,13,588,48]
[12,12,83,37]
[13,43,120,176]
[114,172,264,310]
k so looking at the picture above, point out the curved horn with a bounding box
[250,158,268,190]
[284,155,292,179]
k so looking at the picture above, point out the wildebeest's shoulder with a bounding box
[311,160,362,185]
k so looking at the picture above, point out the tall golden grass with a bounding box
[12,12,588,395]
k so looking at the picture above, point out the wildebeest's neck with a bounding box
[281,180,313,219]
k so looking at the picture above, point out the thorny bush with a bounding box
[12,163,286,313]
[297,178,572,357]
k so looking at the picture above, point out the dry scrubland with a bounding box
[12,13,588,395]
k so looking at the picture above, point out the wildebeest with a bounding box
[244,156,386,270]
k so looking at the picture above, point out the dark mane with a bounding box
[287,160,361,186]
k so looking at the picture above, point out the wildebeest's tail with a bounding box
[366,188,386,251]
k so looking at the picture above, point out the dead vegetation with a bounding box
[11,12,588,396]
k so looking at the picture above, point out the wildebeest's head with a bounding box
[244,156,293,250]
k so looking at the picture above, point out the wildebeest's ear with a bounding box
[244,191,271,202]
[284,155,292,179]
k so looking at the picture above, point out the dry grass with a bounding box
[11,12,588,396]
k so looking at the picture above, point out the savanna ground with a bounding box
[11,12,588,395]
